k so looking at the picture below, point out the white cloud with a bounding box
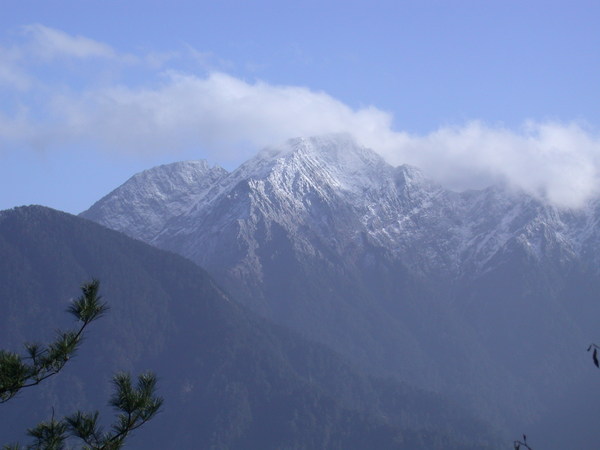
[21,24,118,60]
[0,44,33,90]
[1,26,599,209]
[46,71,398,162]
[375,121,600,208]
[0,59,30,90]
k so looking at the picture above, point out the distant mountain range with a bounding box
[0,206,501,449]
[81,134,600,446]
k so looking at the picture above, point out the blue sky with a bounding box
[1,0,600,212]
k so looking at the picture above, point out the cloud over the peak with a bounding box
[380,121,600,208]
[52,71,395,158]
[1,25,599,209]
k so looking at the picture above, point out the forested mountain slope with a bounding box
[0,206,501,449]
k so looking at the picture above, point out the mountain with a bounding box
[0,205,501,449]
[82,134,600,443]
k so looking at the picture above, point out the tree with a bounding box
[513,434,532,450]
[0,280,162,449]
[513,344,600,450]
[587,343,600,368]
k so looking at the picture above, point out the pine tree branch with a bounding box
[0,280,107,403]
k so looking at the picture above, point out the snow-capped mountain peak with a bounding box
[82,134,594,279]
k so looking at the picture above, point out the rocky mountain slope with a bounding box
[82,134,600,442]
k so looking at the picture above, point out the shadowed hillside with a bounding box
[0,206,502,449]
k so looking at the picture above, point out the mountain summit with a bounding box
[81,135,600,440]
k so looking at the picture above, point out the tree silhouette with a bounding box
[513,433,532,450]
[0,280,162,449]
[587,343,600,368]
[512,343,600,450]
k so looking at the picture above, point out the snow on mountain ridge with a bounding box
[82,134,596,279]
[81,160,228,241]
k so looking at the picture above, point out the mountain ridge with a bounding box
[85,135,600,293]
